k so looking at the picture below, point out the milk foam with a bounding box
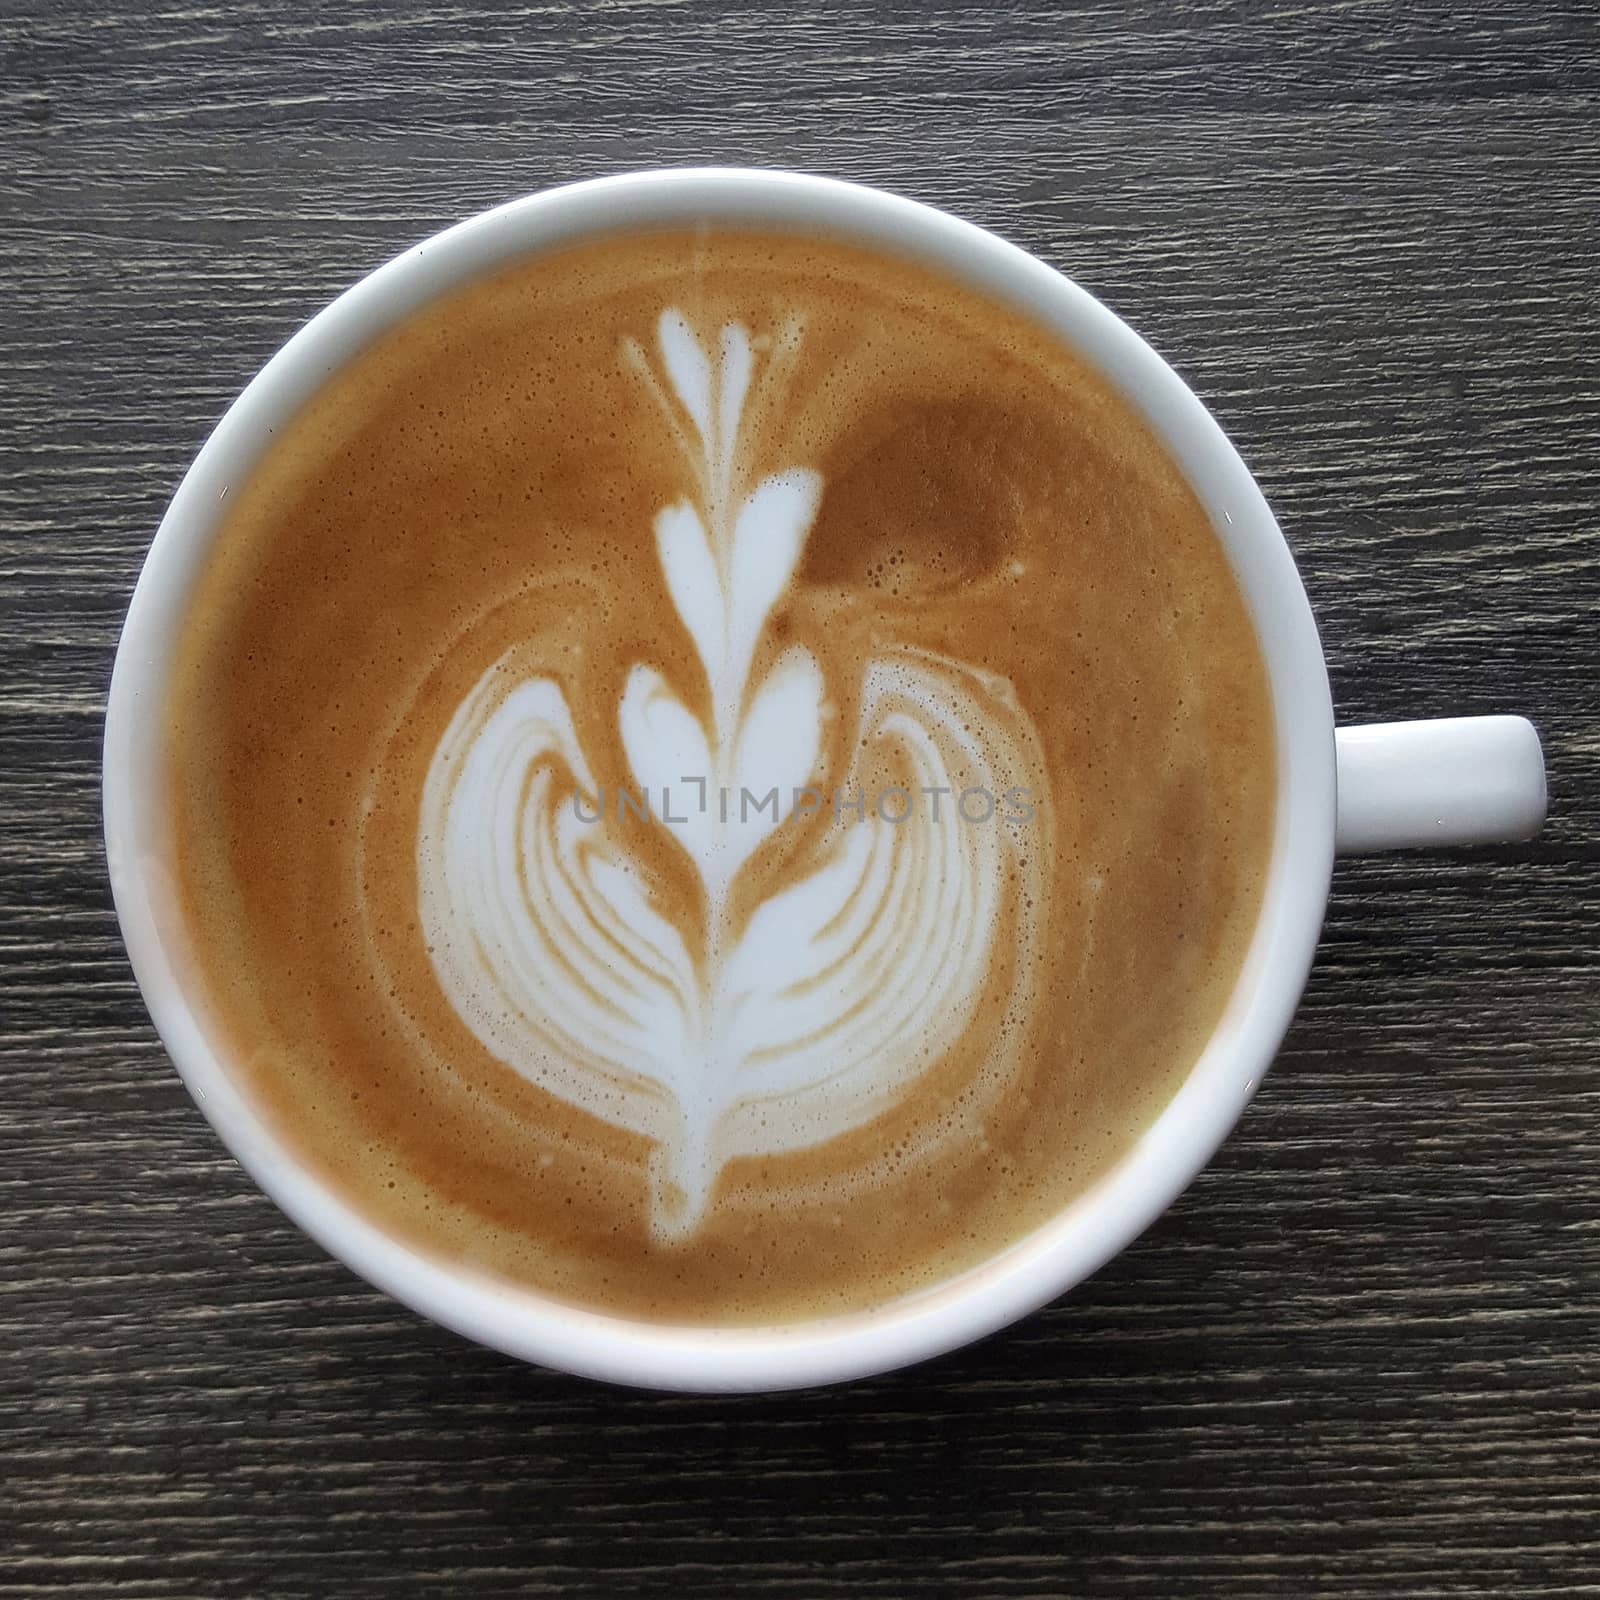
[414,310,1051,1239]
[169,228,1279,1322]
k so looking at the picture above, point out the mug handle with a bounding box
[1335,716,1547,853]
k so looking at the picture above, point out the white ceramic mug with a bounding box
[104,169,1547,1391]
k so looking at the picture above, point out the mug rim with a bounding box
[103,166,1335,1391]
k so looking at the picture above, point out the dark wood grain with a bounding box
[2,1,1597,1595]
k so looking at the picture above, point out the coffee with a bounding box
[164,228,1275,1323]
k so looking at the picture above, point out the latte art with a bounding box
[409,310,1050,1238]
[166,228,1275,1322]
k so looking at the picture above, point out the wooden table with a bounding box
[4,3,1596,1593]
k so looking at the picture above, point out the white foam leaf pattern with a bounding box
[617,662,717,888]
[658,309,715,447]
[716,656,1025,1125]
[720,469,819,736]
[716,324,754,470]
[652,502,722,698]
[417,309,1050,1240]
[420,672,698,1112]
[724,644,824,896]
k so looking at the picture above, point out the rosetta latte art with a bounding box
[414,310,1051,1240]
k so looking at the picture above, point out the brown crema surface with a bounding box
[165,228,1275,1324]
